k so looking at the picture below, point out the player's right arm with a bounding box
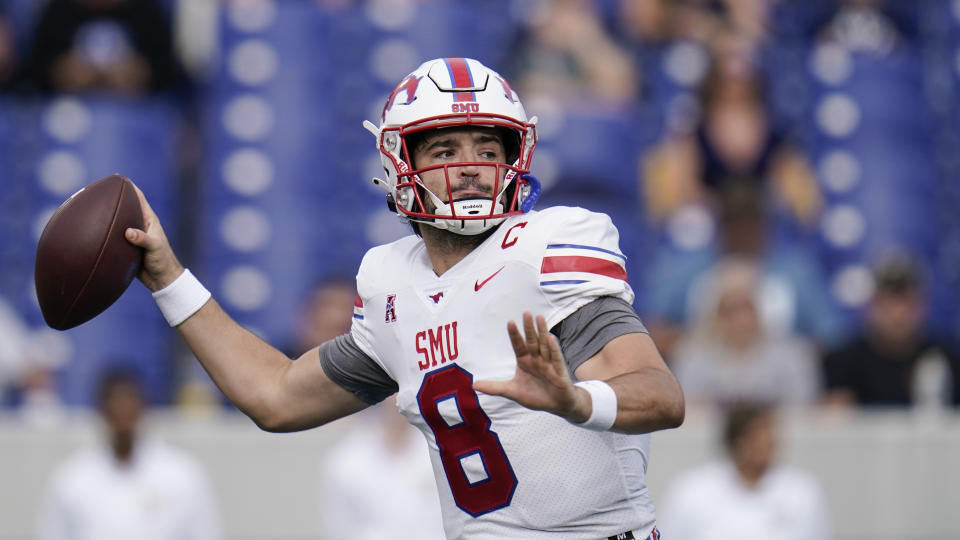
[125,185,369,432]
[178,302,369,431]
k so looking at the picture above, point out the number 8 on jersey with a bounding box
[418,365,518,517]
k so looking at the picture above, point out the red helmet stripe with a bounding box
[444,57,476,102]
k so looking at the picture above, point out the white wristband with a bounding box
[152,269,211,327]
[573,380,618,431]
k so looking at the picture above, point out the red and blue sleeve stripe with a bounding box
[539,243,627,286]
[353,294,364,320]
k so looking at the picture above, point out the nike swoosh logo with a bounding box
[474,266,505,291]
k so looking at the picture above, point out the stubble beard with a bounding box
[415,170,503,258]
[420,222,497,256]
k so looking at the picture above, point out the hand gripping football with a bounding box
[34,174,144,330]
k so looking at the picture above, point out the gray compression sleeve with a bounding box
[552,296,649,375]
[318,334,398,405]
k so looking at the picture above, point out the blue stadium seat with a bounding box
[0,98,35,309]
[536,107,643,201]
[200,1,356,349]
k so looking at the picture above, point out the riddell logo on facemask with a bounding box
[461,202,484,210]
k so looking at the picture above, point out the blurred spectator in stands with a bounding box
[19,0,179,95]
[643,28,821,224]
[0,295,68,424]
[646,181,844,357]
[39,366,220,540]
[658,402,831,539]
[616,0,678,46]
[617,0,771,47]
[291,277,357,357]
[822,256,960,409]
[718,0,772,49]
[509,0,637,107]
[696,31,819,221]
[317,396,444,540]
[670,258,821,409]
[0,9,16,89]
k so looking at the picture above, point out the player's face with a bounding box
[410,127,507,210]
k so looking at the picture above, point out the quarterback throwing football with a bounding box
[126,58,684,540]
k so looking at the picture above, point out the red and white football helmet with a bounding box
[364,58,539,235]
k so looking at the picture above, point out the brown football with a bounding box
[34,174,144,330]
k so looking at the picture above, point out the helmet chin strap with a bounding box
[423,190,506,235]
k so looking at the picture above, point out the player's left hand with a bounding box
[473,312,591,423]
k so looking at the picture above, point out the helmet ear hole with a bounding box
[396,185,417,212]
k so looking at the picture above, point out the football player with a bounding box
[126,57,683,540]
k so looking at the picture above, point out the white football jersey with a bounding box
[350,206,656,539]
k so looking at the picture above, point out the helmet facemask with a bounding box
[395,125,530,235]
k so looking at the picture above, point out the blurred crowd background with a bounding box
[1,0,960,538]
